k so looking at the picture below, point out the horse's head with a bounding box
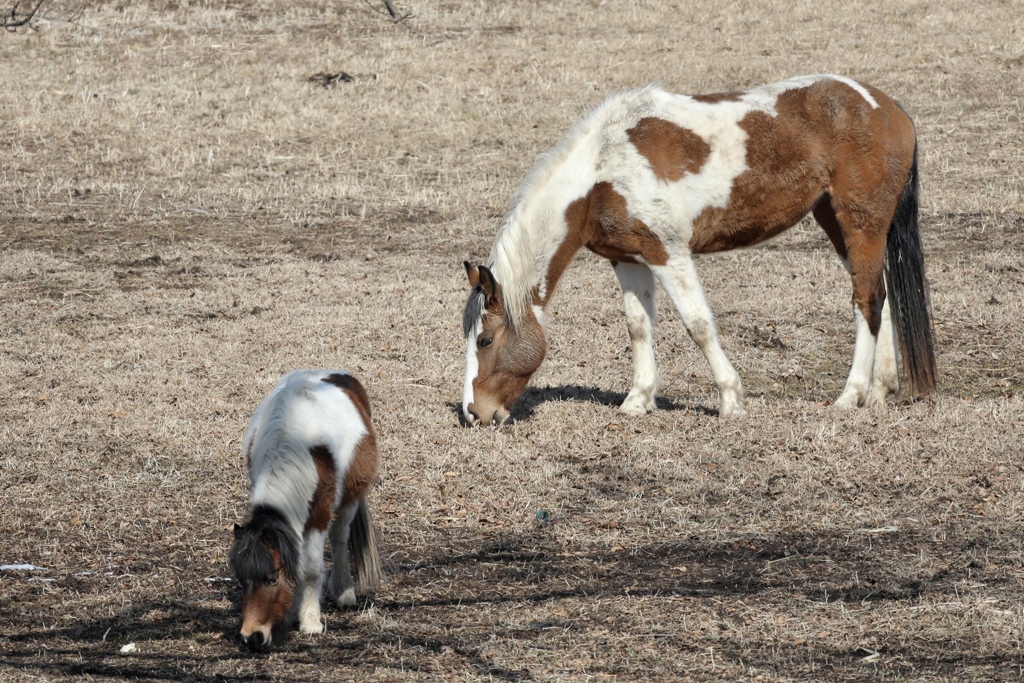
[228,509,298,650]
[461,262,547,426]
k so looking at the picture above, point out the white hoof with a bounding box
[619,391,655,416]
[834,391,863,409]
[333,587,357,608]
[299,617,324,634]
[718,388,746,418]
[865,387,889,407]
[720,403,747,419]
[866,376,898,407]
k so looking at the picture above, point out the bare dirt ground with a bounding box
[2,1,1023,681]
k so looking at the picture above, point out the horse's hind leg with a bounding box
[613,261,660,415]
[328,500,359,607]
[813,195,890,408]
[837,296,880,408]
[651,256,745,418]
[296,529,328,633]
[868,292,900,405]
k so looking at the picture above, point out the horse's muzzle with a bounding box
[465,402,509,428]
[241,629,270,651]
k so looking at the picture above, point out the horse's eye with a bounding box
[479,337,493,348]
[268,576,278,587]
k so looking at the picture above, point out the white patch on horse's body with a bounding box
[532,305,546,330]
[245,370,368,535]
[828,75,880,109]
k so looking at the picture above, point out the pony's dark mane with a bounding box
[229,505,299,587]
[462,287,486,336]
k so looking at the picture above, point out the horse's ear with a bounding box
[478,266,503,307]
[464,261,480,288]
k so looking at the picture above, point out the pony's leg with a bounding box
[328,501,359,607]
[612,261,660,415]
[650,256,745,418]
[295,529,328,634]
[867,292,899,405]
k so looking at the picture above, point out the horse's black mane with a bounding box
[462,287,485,336]
[228,505,299,587]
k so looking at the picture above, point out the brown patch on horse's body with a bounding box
[627,117,710,182]
[691,92,743,104]
[583,182,671,266]
[305,446,337,534]
[687,79,915,334]
[320,373,379,508]
[541,181,670,306]
[341,435,378,507]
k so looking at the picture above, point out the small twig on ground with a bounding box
[3,0,45,31]
[3,0,83,32]
[363,0,415,32]
[308,71,354,88]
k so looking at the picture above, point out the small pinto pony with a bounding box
[462,74,935,426]
[229,369,383,650]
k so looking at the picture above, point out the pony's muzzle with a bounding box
[241,627,270,651]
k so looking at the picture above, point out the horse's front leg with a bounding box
[613,261,660,415]
[651,256,745,418]
[295,529,328,634]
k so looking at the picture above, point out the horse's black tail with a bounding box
[884,143,936,396]
[349,495,384,594]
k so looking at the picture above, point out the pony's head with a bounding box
[228,506,299,650]
[461,262,547,426]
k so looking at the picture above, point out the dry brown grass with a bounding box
[2,1,1023,681]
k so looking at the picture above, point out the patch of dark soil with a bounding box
[928,211,1024,253]
[739,323,788,350]
[3,205,453,259]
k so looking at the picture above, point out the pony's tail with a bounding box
[884,143,936,396]
[349,495,384,594]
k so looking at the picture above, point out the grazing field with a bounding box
[2,1,1023,680]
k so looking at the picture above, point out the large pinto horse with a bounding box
[229,370,383,650]
[462,75,935,426]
